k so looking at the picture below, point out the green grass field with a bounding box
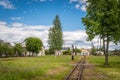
[88,55,120,80]
[0,55,80,80]
[0,55,119,80]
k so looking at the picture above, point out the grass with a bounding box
[87,55,120,80]
[0,55,80,80]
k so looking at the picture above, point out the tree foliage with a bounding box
[0,41,14,57]
[14,43,23,56]
[25,37,43,54]
[82,0,120,65]
[48,15,63,53]
[91,46,97,55]
[0,40,4,56]
[63,50,71,55]
[74,48,81,53]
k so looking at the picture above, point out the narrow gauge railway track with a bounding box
[64,57,86,80]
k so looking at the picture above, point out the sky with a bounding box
[0,0,120,50]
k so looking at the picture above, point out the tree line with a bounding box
[0,37,43,57]
[0,41,23,57]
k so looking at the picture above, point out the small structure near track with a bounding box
[81,49,89,56]
[55,50,63,58]
[95,51,104,56]
[38,47,45,56]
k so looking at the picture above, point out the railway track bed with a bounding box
[64,57,86,80]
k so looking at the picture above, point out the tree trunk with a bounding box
[103,37,105,56]
[5,53,8,57]
[5,50,8,57]
[100,35,101,50]
[105,36,109,65]
[105,52,109,65]
[103,35,109,66]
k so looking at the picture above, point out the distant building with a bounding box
[37,47,45,56]
[80,48,90,56]
[55,50,63,56]
[95,51,104,56]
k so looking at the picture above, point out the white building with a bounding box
[37,47,45,56]
[95,51,104,56]
[81,49,89,56]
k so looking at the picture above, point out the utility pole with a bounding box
[71,45,74,60]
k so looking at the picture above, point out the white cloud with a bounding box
[63,30,91,48]
[11,23,23,28]
[79,0,87,4]
[39,0,46,1]
[70,0,87,3]
[80,5,86,11]
[33,0,53,2]
[0,21,119,50]
[25,25,51,31]
[75,4,80,9]
[0,21,51,47]
[11,17,21,21]
[70,0,87,11]
[0,21,7,26]
[0,0,15,9]
[63,30,120,50]
[69,0,77,3]
[0,21,8,30]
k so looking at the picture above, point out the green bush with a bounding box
[112,49,120,56]
[74,48,81,53]
[63,50,71,55]
[46,49,55,54]
[91,46,97,55]
[45,49,50,55]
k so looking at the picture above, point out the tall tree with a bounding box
[48,15,63,53]
[25,37,43,55]
[82,0,120,65]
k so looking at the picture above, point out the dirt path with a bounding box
[82,61,108,80]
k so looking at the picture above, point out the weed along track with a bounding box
[64,57,86,80]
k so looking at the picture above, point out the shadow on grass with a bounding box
[96,61,120,69]
[0,58,16,61]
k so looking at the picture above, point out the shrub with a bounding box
[91,46,97,55]
[63,50,71,55]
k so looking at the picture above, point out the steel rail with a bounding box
[64,57,86,80]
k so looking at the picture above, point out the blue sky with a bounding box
[0,0,86,31]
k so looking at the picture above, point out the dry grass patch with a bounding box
[47,66,67,75]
